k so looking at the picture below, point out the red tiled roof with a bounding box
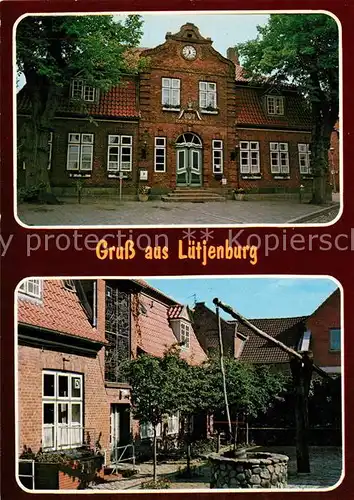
[136,293,206,365]
[235,316,307,364]
[17,79,139,119]
[235,64,249,82]
[236,86,312,130]
[168,305,185,319]
[18,280,101,342]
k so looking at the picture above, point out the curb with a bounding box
[287,203,340,224]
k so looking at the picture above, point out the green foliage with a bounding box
[17,182,47,203]
[140,478,171,489]
[237,14,339,103]
[17,15,145,90]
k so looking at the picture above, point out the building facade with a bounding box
[17,278,207,489]
[17,23,328,199]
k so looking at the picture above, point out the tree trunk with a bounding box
[21,69,61,201]
[290,354,313,473]
[152,426,157,483]
[310,98,337,205]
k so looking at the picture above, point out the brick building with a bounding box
[17,278,206,489]
[17,23,328,199]
[192,288,341,373]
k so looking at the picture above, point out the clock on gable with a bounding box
[182,45,197,60]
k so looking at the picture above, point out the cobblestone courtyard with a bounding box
[18,199,340,226]
[89,446,342,491]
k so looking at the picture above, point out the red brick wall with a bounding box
[306,290,341,368]
[139,33,237,190]
[18,345,110,454]
[236,128,313,191]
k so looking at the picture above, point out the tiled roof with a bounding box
[17,79,139,119]
[234,316,307,364]
[235,64,249,82]
[168,305,185,319]
[136,293,206,365]
[18,280,100,342]
[236,86,312,130]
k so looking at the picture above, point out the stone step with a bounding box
[161,194,226,202]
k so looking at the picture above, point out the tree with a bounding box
[237,14,339,204]
[123,348,185,483]
[16,15,144,197]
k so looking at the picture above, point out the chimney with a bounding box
[227,47,239,66]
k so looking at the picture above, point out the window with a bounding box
[239,141,260,174]
[19,279,42,299]
[298,330,311,352]
[199,82,217,110]
[267,95,284,115]
[167,413,179,435]
[154,137,166,172]
[42,371,83,450]
[329,328,341,352]
[161,78,180,108]
[140,422,161,439]
[298,143,312,174]
[270,142,289,174]
[180,322,190,348]
[67,133,94,172]
[107,135,132,173]
[71,79,95,102]
[63,279,76,292]
[212,140,223,174]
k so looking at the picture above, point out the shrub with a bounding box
[140,478,171,489]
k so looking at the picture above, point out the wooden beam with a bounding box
[212,298,332,380]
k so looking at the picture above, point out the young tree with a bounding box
[16,15,144,196]
[237,14,339,204]
[123,349,185,483]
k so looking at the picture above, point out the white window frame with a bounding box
[19,279,42,299]
[180,321,190,348]
[199,81,217,110]
[42,371,84,451]
[167,413,180,435]
[212,140,223,174]
[107,135,133,173]
[154,137,167,172]
[71,79,95,102]
[140,422,162,439]
[270,142,289,174]
[71,79,83,99]
[161,78,180,108]
[298,143,312,174]
[67,133,94,172]
[239,141,260,174]
[267,95,284,115]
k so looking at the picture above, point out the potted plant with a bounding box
[233,188,246,201]
[138,185,151,202]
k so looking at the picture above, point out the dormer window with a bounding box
[180,321,190,348]
[267,95,284,115]
[19,279,42,299]
[298,329,311,352]
[71,79,96,102]
[63,279,76,292]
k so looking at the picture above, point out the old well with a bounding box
[208,449,289,489]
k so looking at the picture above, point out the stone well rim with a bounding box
[208,451,289,466]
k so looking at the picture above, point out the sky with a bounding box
[146,277,339,319]
[115,13,269,58]
[16,13,268,90]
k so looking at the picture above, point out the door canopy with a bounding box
[176,133,202,148]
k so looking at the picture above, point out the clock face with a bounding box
[182,45,197,60]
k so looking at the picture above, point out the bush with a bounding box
[140,478,171,489]
[191,437,218,458]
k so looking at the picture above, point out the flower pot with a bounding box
[138,194,149,202]
[234,193,245,201]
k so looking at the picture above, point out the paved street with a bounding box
[18,199,340,226]
[89,446,342,491]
